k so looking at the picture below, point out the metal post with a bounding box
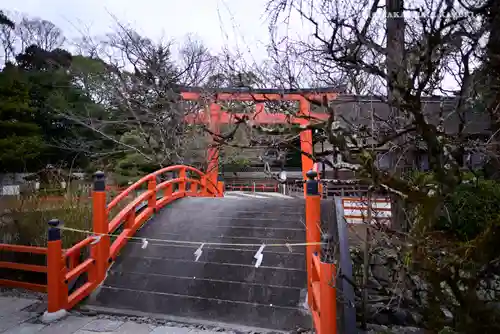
[306,169,321,309]
[92,171,109,282]
[46,219,66,314]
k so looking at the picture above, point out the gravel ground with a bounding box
[0,286,46,300]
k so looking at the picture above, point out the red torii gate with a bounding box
[180,87,340,189]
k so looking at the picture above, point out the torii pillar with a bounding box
[206,103,221,189]
[298,97,314,180]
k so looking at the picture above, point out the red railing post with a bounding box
[200,176,207,196]
[46,219,66,314]
[165,183,172,198]
[148,176,157,211]
[125,210,135,229]
[178,168,186,193]
[305,170,321,309]
[320,234,337,334]
[92,171,109,282]
[190,181,198,194]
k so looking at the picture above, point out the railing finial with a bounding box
[306,169,319,196]
[93,171,106,191]
[306,169,318,180]
[47,219,61,241]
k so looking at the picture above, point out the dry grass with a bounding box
[0,187,147,287]
[0,194,92,249]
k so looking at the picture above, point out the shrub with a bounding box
[407,171,500,241]
[437,179,500,241]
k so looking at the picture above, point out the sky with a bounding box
[0,0,275,62]
[0,0,462,92]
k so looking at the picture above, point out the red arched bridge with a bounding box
[1,165,340,333]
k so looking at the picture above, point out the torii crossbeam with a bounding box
[180,87,341,189]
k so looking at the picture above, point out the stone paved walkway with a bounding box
[0,296,242,334]
[0,291,426,333]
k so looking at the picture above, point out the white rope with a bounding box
[59,226,323,248]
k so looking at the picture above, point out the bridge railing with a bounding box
[305,169,338,334]
[225,182,279,193]
[44,165,220,318]
[0,244,48,292]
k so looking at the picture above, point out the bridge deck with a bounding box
[86,196,327,331]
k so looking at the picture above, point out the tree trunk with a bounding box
[386,0,406,229]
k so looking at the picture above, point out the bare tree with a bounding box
[0,19,15,64]
[177,35,217,86]
[17,17,65,51]
[57,23,217,176]
[262,0,490,193]
[0,10,20,64]
[0,12,67,64]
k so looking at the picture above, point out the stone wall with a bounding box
[346,229,426,330]
[346,226,500,333]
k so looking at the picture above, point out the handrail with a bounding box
[0,244,47,254]
[64,238,94,259]
[0,261,47,273]
[225,183,279,192]
[109,189,154,233]
[107,175,152,213]
[65,258,94,283]
[107,165,219,213]
[150,165,219,195]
